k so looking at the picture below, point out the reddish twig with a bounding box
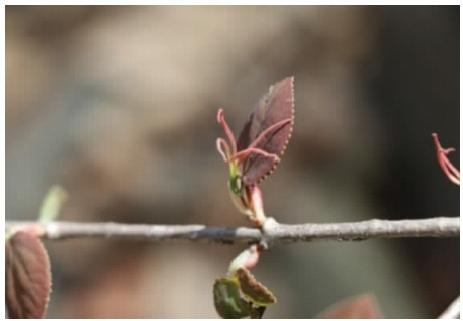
[432,133,460,185]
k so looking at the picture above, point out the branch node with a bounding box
[260,217,280,248]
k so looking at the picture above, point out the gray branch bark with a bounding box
[6,216,459,245]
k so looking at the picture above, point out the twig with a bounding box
[5,216,459,245]
[439,296,460,319]
[263,217,460,243]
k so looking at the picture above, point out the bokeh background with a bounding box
[6,5,459,318]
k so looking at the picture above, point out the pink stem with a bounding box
[432,133,460,185]
[216,138,230,163]
[217,109,237,154]
[443,151,460,179]
[242,244,263,270]
[248,118,292,149]
[248,185,266,227]
[231,147,280,163]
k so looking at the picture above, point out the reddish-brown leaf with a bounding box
[236,268,277,306]
[6,231,51,319]
[318,293,383,319]
[237,76,295,186]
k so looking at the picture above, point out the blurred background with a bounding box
[6,5,459,318]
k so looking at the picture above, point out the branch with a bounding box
[439,296,460,319]
[6,217,459,245]
[263,217,459,243]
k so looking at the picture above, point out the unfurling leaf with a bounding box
[213,278,253,319]
[317,293,383,319]
[213,267,277,319]
[236,268,276,306]
[216,77,295,223]
[237,77,295,186]
[6,231,52,318]
[217,77,295,190]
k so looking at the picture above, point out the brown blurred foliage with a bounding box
[6,6,459,318]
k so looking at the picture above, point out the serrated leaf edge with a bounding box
[255,76,295,186]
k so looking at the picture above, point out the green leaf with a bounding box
[236,268,277,306]
[249,306,266,319]
[6,231,52,318]
[38,185,68,222]
[213,278,253,318]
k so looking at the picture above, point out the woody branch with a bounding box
[6,216,459,245]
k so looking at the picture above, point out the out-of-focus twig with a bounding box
[5,217,459,245]
[438,296,460,319]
